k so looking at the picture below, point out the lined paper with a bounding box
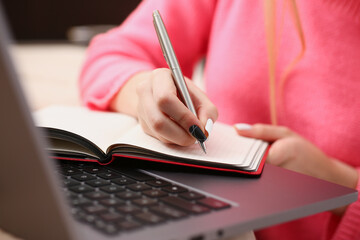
[114,123,264,167]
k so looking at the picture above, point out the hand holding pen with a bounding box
[113,10,217,151]
[152,10,216,153]
[125,10,217,152]
[136,68,217,150]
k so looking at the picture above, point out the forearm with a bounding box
[109,71,151,118]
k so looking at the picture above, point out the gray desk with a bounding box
[148,163,357,235]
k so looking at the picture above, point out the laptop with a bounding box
[0,5,357,240]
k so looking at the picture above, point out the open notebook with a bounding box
[34,106,269,176]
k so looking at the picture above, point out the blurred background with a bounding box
[1,0,141,110]
[3,0,140,42]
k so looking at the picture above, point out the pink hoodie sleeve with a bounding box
[79,0,215,110]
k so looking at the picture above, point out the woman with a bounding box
[79,0,360,239]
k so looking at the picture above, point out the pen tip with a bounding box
[200,142,207,154]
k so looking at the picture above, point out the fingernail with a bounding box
[205,119,213,137]
[234,123,252,131]
[189,125,207,143]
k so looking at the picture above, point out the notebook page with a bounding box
[114,122,263,167]
[242,142,268,171]
[241,140,262,166]
[34,106,138,152]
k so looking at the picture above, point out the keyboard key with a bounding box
[116,205,142,215]
[143,189,168,198]
[132,197,158,207]
[71,173,96,182]
[150,205,187,219]
[83,166,106,174]
[116,191,141,200]
[100,223,119,235]
[97,171,122,179]
[197,197,231,210]
[111,177,135,186]
[64,191,77,199]
[180,192,205,201]
[83,205,108,214]
[72,209,85,218]
[134,212,165,225]
[126,183,151,192]
[117,219,142,231]
[161,196,210,214]
[61,167,82,176]
[94,220,119,235]
[69,185,94,193]
[62,178,80,187]
[100,185,125,193]
[115,169,156,181]
[84,191,110,200]
[70,197,92,207]
[75,211,97,224]
[99,212,124,222]
[162,185,188,194]
[94,219,106,229]
[99,198,125,207]
[146,179,171,187]
[86,179,110,187]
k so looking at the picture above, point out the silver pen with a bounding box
[153,10,207,153]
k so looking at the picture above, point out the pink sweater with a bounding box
[80,1,360,239]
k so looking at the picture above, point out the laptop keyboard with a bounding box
[57,161,231,236]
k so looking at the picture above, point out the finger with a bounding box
[138,76,196,146]
[266,139,295,166]
[185,78,218,137]
[146,107,196,146]
[234,123,295,142]
[137,104,173,144]
[137,78,174,144]
[152,69,207,142]
[137,115,170,143]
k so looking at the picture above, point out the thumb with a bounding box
[266,142,284,166]
[266,138,296,166]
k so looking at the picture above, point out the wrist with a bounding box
[109,71,151,118]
